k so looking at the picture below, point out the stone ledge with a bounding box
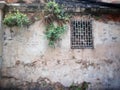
[5,3,120,14]
[7,3,44,12]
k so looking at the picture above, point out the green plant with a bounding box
[44,1,70,25]
[3,10,30,27]
[45,23,66,47]
[69,82,89,90]
[43,1,70,47]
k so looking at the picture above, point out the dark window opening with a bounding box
[71,18,93,49]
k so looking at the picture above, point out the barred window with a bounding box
[71,18,93,49]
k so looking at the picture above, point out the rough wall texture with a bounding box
[0,9,3,79]
[0,10,2,57]
[1,17,120,89]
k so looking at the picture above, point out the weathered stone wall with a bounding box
[0,10,2,57]
[0,1,120,89]
[0,16,120,89]
[0,8,3,79]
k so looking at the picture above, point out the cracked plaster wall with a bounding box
[0,17,120,89]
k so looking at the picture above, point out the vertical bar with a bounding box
[82,17,84,48]
[71,20,74,49]
[78,21,80,48]
[85,19,87,47]
[75,20,77,48]
[86,19,88,47]
[90,19,93,48]
[71,20,72,49]
[74,20,76,48]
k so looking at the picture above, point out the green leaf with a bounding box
[3,10,30,27]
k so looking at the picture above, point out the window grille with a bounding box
[71,18,93,49]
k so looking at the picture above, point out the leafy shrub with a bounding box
[44,1,70,25]
[69,82,89,90]
[44,1,70,47]
[3,10,30,27]
[45,24,66,47]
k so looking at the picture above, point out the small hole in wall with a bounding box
[72,56,76,59]
[15,60,21,65]
[57,60,60,64]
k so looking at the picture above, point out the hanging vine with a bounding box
[43,0,70,47]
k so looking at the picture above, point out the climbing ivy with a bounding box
[45,24,66,47]
[43,1,70,47]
